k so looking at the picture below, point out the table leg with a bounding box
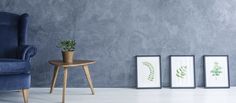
[22,89,29,103]
[63,67,68,103]
[50,66,59,94]
[82,65,95,95]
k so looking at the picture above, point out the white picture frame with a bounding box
[136,55,161,88]
[204,55,230,88]
[170,55,195,88]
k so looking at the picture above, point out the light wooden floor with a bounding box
[0,88,235,103]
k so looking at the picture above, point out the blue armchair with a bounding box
[0,12,37,103]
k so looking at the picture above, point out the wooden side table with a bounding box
[48,60,96,103]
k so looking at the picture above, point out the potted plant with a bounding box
[57,40,76,63]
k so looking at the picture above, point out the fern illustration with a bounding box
[211,62,222,80]
[142,62,155,81]
[176,66,187,79]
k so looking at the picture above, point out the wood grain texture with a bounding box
[83,65,95,95]
[50,66,59,94]
[48,60,96,103]
[49,60,95,67]
[63,67,68,103]
[22,89,29,103]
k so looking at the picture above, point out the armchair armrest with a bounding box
[18,45,37,61]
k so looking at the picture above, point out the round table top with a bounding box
[48,60,96,67]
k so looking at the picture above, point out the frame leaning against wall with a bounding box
[203,55,230,88]
[136,55,162,89]
[170,55,196,89]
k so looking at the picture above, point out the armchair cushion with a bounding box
[18,45,37,61]
[0,74,31,90]
[0,58,30,75]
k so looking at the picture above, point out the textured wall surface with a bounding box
[0,0,236,87]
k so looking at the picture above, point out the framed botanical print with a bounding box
[204,55,230,88]
[170,55,196,88]
[136,55,162,88]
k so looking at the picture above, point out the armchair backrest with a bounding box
[0,12,28,58]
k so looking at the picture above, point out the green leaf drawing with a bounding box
[176,66,187,79]
[142,62,155,81]
[210,62,222,79]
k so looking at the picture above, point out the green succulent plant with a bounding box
[57,40,76,51]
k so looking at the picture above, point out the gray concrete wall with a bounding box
[0,0,235,87]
